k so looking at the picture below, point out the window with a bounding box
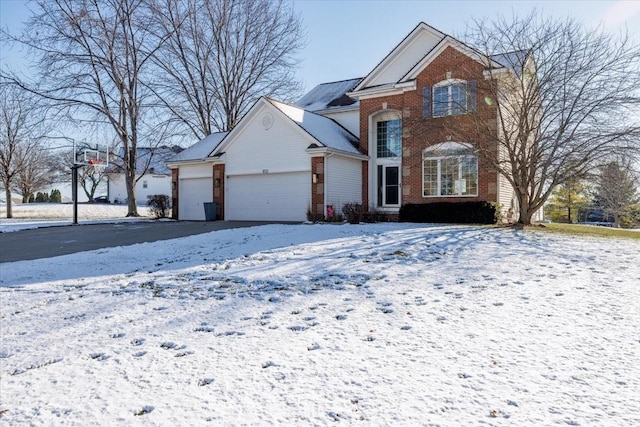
[423,143,478,197]
[424,80,477,117]
[376,119,401,157]
[143,180,148,189]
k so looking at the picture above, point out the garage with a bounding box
[226,171,310,221]
[179,177,213,220]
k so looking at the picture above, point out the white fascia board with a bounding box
[403,37,505,81]
[347,80,416,100]
[312,104,360,116]
[353,22,445,92]
[165,157,220,168]
[305,146,368,161]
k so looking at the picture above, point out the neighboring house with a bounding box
[168,22,541,222]
[107,146,182,205]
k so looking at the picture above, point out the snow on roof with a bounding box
[167,132,228,163]
[108,146,183,175]
[268,98,361,155]
[295,78,362,112]
[490,50,529,77]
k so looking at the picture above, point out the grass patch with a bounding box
[529,223,640,240]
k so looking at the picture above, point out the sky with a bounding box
[1,0,639,92]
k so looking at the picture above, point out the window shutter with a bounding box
[467,80,477,113]
[422,86,432,117]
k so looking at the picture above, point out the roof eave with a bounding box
[347,80,416,100]
[305,146,368,161]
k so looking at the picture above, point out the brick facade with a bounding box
[311,156,325,219]
[213,164,225,220]
[359,46,499,209]
[171,168,179,219]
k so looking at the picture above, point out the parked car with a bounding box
[92,196,110,204]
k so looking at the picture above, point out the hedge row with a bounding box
[399,201,499,224]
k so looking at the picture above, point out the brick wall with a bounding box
[171,169,179,219]
[213,164,225,220]
[359,46,499,207]
[311,156,325,219]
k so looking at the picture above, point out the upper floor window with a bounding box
[423,79,477,117]
[376,119,401,158]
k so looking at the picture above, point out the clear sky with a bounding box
[1,0,639,92]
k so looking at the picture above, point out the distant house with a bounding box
[107,146,182,205]
[168,22,541,222]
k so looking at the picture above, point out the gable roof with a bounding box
[350,22,527,98]
[213,97,362,158]
[267,98,362,155]
[167,132,228,164]
[490,50,530,78]
[108,146,183,175]
[295,78,362,112]
[352,22,445,92]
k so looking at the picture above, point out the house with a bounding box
[169,22,538,222]
[107,146,182,205]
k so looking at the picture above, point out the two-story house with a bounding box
[168,22,535,222]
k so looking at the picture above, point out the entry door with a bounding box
[377,165,400,207]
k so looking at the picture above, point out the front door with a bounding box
[377,165,400,207]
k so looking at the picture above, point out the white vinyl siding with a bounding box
[326,156,362,212]
[321,110,360,137]
[108,173,171,205]
[224,106,310,176]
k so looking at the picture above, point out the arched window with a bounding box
[423,142,478,197]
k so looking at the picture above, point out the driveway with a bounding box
[0,221,278,263]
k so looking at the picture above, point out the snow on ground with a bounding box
[1,223,639,426]
[0,203,153,232]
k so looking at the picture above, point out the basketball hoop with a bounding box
[87,157,106,174]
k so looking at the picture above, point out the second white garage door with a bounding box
[227,172,310,221]
[179,177,213,220]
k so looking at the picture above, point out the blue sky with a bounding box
[1,0,639,92]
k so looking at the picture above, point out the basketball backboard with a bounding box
[74,143,109,167]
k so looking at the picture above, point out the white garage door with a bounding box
[227,172,310,221]
[179,177,213,220]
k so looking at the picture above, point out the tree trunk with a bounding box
[518,196,533,226]
[125,169,138,217]
[4,188,13,218]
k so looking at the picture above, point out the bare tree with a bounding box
[15,149,57,203]
[1,0,169,216]
[56,148,109,201]
[0,85,46,218]
[458,13,640,225]
[148,0,304,137]
[593,159,638,228]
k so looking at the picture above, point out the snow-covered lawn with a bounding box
[0,203,153,232]
[1,223,639,426]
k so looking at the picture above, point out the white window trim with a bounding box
[432,79,468,118]
[422,144,478,198]
[368,110,403,211]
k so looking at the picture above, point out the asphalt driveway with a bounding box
[0,221,278,263]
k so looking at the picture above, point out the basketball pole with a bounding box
[72,164,80,224]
